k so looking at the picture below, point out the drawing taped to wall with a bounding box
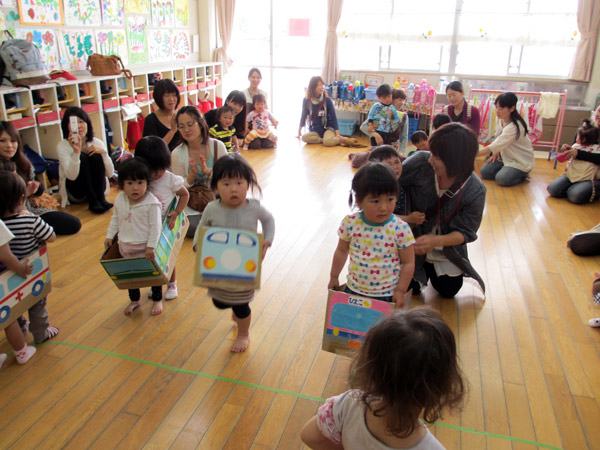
[125,0,149,14]
[174,0,187,27]
[64,0,101,26]
[171,30,190,60]
[15,28,60,71]
[59,29,96,71]
[151,0,173,28]
[148,29,170,63]
[18,0,63,25]
[101,0,124,26]
[126,15,148,64]
[97,29,128,65]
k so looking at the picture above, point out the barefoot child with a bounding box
[135,136,189,301]
[193,153,275,352]
[105,158,163,316]
[301,307,465,449]
[0,171,59,348]
[328,162,415,308]
[0,219,36,368]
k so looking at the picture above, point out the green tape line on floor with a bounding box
[40,341,562,450]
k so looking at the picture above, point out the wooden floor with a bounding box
[1,130,600,450]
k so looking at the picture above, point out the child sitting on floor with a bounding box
[209,105,240,153]
[244,94,278,150]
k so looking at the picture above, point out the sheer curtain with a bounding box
[321,0,343,83]
[569,0,600,81]
[213,0,236,74]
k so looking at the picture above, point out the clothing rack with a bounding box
[468,89,568,157]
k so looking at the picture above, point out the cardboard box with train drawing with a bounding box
[194,227,263,290]
[100,199,188,289]
[0,245,52,332]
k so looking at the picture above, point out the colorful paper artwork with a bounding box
[151,0,173,28]
[59,29,96,71]
[64,0,101,26]
[15,28,60,71]
[171,30,190,60]
[148,29,170,63]
[96,29,128,64]
[18,0,63,25]
[0,0,16,8]
[126,15,147,64]
[174,0,187,27]
[101,0,123,26]
[124,0,149,14]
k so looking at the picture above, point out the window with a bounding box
[338,0,579,78]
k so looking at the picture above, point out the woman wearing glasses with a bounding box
[171,106,227,237]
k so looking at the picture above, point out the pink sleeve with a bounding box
[316,397,342,445]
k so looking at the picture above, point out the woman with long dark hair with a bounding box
[478,92,534,186]
[57,107,114,213]
[0,121,81,234]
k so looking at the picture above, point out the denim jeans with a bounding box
[547,175,600,204]
[480,160,529,186]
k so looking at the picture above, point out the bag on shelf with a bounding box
[86,54,132,79]
[0,32,50,86]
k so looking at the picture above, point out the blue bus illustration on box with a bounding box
[194,227,263,290]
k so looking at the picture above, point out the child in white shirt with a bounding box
[135,136,189,301]
[244,94,278,150]
[105,158,162,316]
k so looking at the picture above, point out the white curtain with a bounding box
[213,0,236,74]
[321,0,344,84]
[569,0,600,81]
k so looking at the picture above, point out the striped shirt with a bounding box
[209,124,236,152]
[3,214,54,259]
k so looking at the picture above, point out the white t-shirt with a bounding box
[317,390,446,450]
[0,220,14,246]
[149,171,185,217]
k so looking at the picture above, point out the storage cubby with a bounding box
[0,62,222,165]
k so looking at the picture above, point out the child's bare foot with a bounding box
[124,302,140,315]
[151,300,163,316]
[230,333,250,352]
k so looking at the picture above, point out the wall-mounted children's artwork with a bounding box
[148,29,170,63]
[64,0,101,26]
[59,29,96,71]
[15,28,59,71]
[174,0,187,27]
[124,0,149,14]
[322,290,396,357]
[0,0,16,8]
[97,29,128,64]
[126,15,147,64]
[171,30,190,60]
[194,227,263,290]
[0,246,51,333]
[151,0,173,28]
[101,199,188,290]
[101,0,123,26]
[18,0,62,25]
